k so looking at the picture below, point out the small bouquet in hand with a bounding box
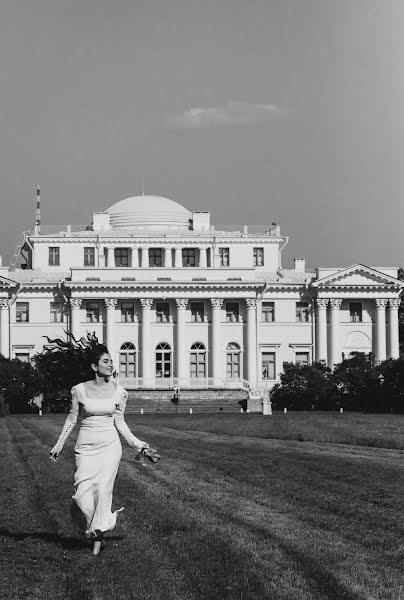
[135,447,161,465]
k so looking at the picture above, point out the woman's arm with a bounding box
[114,388,148,451]
[49,386,80,462]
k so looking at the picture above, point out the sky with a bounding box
[0,0,403,269]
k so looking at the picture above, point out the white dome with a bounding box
[106,195,192,231]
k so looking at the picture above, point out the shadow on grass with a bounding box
[0,527,124,550]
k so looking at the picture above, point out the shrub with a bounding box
[0,355,42,413]
[271,361,336,411]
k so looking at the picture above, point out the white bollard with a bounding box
[141,408,144,415]
[38,409,42,416]
[190,408,193,415]
[340,407,343,414]
[284,407,287,414]
[240,408,243,413]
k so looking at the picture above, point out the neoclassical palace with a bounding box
[0,194,402,391]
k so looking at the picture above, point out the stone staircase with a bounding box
[126,388,248,414]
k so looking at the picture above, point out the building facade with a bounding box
[0,195,401,391]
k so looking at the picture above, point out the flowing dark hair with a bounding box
[35,332,111,385]
[34,333,114,412]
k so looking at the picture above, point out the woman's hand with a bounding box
[49,445,60,462]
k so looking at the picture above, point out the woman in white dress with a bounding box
[49,345,149,555]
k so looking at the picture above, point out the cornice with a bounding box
[65,281,264,294]
[314,284,401,293]
[29,235,283,246]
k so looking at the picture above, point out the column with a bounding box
[104,299,117,356]
[105,247,112,267]
[174,247,182,268]
[246,299,257,387]
[199,247,207,268]
[375,299,388,363]
[131,246,139,268]
[69,298,82,340]
[169,247,175,268]
[388,299,400,359]
[176,299,188,384]
[211,246,217,268]
[211,299,224,383]
[0,299,10,358]
[140,299,153,382]
[329,299,342,367]
[315,299,328,363]
[139,247,147,268]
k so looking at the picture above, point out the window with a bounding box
[296,302,310,322]
[155,342,171,378]
[15,352,30,362]
[261,302,275,322]
[119,342,136,378]
[114,248,131,267]
[50,302,63,323]
[182,248,196,267]
[219,247,230,267]
[262,352,276,380]
[190,342,206,378]
[49,247,60,266]
[226,302,239,323]
[121,301,135,323]
[16,302,29,323]
[86,301,100,323]
[84,247,95,267]
[149,248,164,267]
[350,302,362,323]
[156,302,169,323]
[253,247,264,266]
[296,352,310,366]
[191,302,204,323]
[226,342,241,379]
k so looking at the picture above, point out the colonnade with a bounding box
[0,294,401,374]
[69,296,258,385]
[102,245,213,268]
[315,298,401,365]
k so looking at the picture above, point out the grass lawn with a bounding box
[1,412,403,600]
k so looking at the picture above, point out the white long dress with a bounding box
[55,382,144,538]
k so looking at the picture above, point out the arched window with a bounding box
[190,342,206,379]
[120,342,136,378]
[155,342,172,378]
[226,342,241,379]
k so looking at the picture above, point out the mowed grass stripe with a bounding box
[131,412,404,449]
[0,419,72,599]
[116,426,403,599]
[6,417,200,600]
[2,415,404,600]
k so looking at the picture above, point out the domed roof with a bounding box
[106,195,192,231]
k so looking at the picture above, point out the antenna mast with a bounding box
[35,186,41,234]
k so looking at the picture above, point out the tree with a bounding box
[331,352,381,412]
[0,355,42,413]
[374,358,404,413]
[271,361,335,411]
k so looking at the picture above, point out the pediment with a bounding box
[0,274,17,288]
[313,264,401,288]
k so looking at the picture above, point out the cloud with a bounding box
[171,101,282,129]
